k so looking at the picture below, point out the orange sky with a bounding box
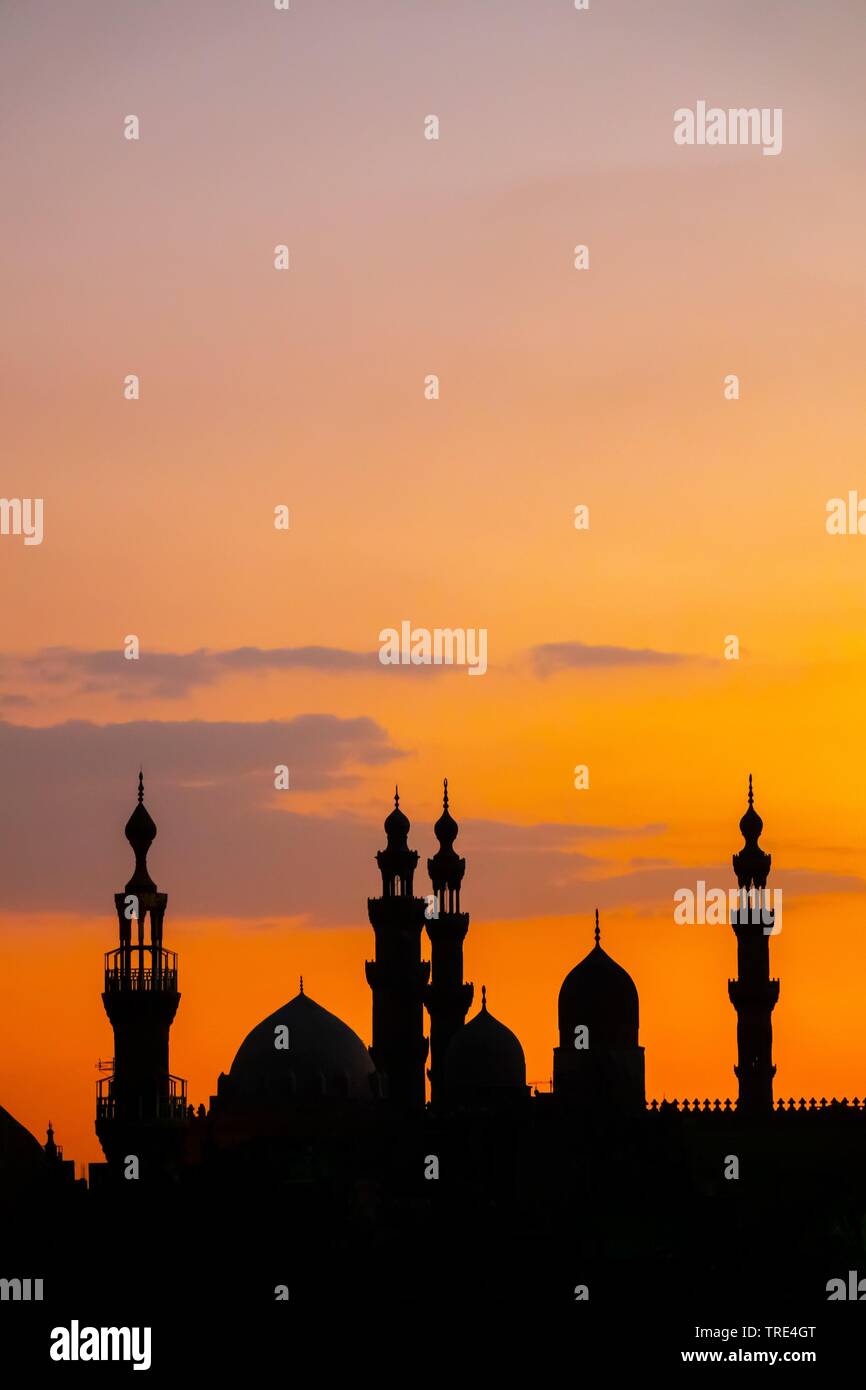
[2,0,866,1169]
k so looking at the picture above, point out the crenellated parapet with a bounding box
[646,1097,866,1118]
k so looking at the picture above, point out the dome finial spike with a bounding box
[138,769,144,804]
[443,777,449,811]
[748,772,753,807]
[594,907,600,947]
[299,974,304,995]
[394,784,399,808]
[481,983,487,1011]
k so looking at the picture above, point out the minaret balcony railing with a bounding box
[96,1072,188,1122]
[104,946,178,993]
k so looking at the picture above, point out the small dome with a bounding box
[227,989,376,1103]
[433,777,458,848]
[124,771,157,893]
[739,803,763,840]
[732,774,772,890]
[558,934,639,1050]
[125,802,156,855]
[384,786,410,848]
[444,988,526,1096]
[739,771,764,840]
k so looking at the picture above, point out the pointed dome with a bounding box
[444,986,527,1100]
[557,913,639,1050]
[227,990,376,1103]
[428,778,466,898]
[124,771,157,894]
[383,786,410,849]
[732,774,772,890]
[739,772,763,839]
[433,778,459,848]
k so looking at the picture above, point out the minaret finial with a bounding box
[394,785,399,808]
[299,975,304,995]
[733,774,771,889]
[138,769,144,804]
[443,777,449,811]
[594,907,600,947]
[481,984,487,1011]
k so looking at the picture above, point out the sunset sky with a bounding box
[2,1,866,1169]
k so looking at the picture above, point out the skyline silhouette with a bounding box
[3,768,861,1185]
[2,769,866,1361]
[3,759,866,1170]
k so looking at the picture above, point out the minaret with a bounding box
[96,773,187,1173]
[727,775,779,1115]
[424,780,474,1108]
[44,1122,58,1163]
[365,789,430,1107]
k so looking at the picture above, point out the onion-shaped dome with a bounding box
[124,770,157,893]
[733,773,772,890]
[433,778,459,849]
[444,986,527,1099]
[428,778,466,899]
[226,984,376,1103]
[383,786,410,849]
[558,912,639,1050]
[740,801,763,841]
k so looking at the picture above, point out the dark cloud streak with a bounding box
[532,642,692,677]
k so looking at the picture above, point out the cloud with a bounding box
[16,646,378,699]
[0,718,665,923]
[0,642,698,705]
[464,819,665,850]
[531,642,693,677]
[0,716,405,918]
[2,643,479,701]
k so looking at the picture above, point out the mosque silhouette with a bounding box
[3,772,866,1324]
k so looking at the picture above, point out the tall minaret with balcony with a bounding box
[96,774,187,1173]
[424,780,473,1108]
[365,789,430,1107]
[727,775,779,1115]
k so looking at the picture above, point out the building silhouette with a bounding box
[2,769,865,1323]
[77,771,854,1174]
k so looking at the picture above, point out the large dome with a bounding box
[558,942,639,1050]
[226,989,377,1103]
[444,990,527,1101]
